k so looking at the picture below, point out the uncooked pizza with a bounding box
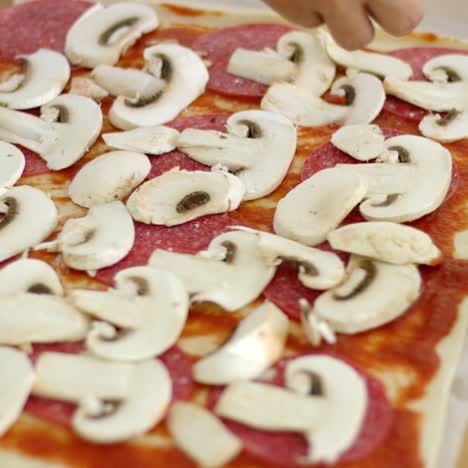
[0,1,467,467]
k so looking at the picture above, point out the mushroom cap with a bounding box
[0,49,70,110]
[193,301,289,384]
[68,151,151,208]
[0,141,25,195]
[58,201,135,271]
[0,185,58,262]
[127,168,244,226]
[65,2,159,68]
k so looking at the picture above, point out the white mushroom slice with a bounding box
[33,352,133,402]
[0,186,57,262]
[423,54,468,83]
[314,255,421,334]
[356,135,452,222]
[168,402,242,468]
[215,380,326,432]
[0,294,88,344]
[193,301,289,384]
[227,48,296,85]
[299,300,336,347]
[73,359,171,444]
[331,124,385,161]
[419,108,468,143]
[65,2,159,68]
[0,94,102,170]
[92,64,165,99]
[68,151,151,208]
[276,30,336,94]
[69,76,109,100]
[0,258,63,296]
[274,167,367,246]
[149,231,275,311]
[262,72,385,127]
[178,110,296,200]
[234,226,345,289]
[0,347,34,437]
[40,202,134,271]
[0,49,70,110]
[284,355,367,464]
[127,168,244,226]
[109,43,208,129]
[0,142,24,196]
[72,267,189,361]
[324,32,412,80]
[103,126,179,154]
[327,222,443,265]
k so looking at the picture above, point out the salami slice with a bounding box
[0,0,91,60]
[95,113,236,286]
[207,353,393,467]
[382,47,468,121]
[192,24,291,99]
[21,146,50,177]
[24,344,193,427]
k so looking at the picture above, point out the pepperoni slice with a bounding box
[0,0,91,60]
[207,353,393,467]
[21,146,49,177]
[382,47,468,121]
[192,24,292,99]
[24,344,193,427]
[95,113,236,286]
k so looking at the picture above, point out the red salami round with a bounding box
[382,47,468,121]
[96,113,236,286]
[0,0,91,60]
[208,353,393,467]
[21,146,49,177]
[25,344,193,427]
[192,24,291,99]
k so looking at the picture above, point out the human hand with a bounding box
[263,0,423,50]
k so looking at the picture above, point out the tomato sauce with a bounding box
[0,21,467,468]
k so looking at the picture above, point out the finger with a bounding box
[263,0,324,28]
[367,0,423,36]
[322,1,374,50]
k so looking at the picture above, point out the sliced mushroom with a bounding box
[233,226,345,289]
[65,2,159,68]
[73,359,171,444]
[324,31,412,80]
[313,255,421,334]
[215,380,326,432]
[0,94,103,170]
[284,355,367,464]
[38,202,134,272]
[178,110,296,200]
[261,72,385,127]
[168,402,242,468]
[103,126,179,154]
[127,168,244,226]
[109,43,208,129]
[0,258,63,296]
[92,64,165,99]
[331,124,385,161]
[227,47,296,85]
[355,135,452,222]
[0,346,34,437]
[273,167,367,246]
[0,294,88,344]
[71,267,189,361]
[33,352,133,402]
[0,142,24,196]
[327,222,443,265]
[69,76,109,100]
[68,151,151,208]
[300,299,336,347]
[0,49,70,110]
[419,107,468,142]
[423,54,468,83]
[0,185,57,262]
[193,301,289,384]
[149,230,275,311]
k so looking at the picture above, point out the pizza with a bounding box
[0,1,467,467]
